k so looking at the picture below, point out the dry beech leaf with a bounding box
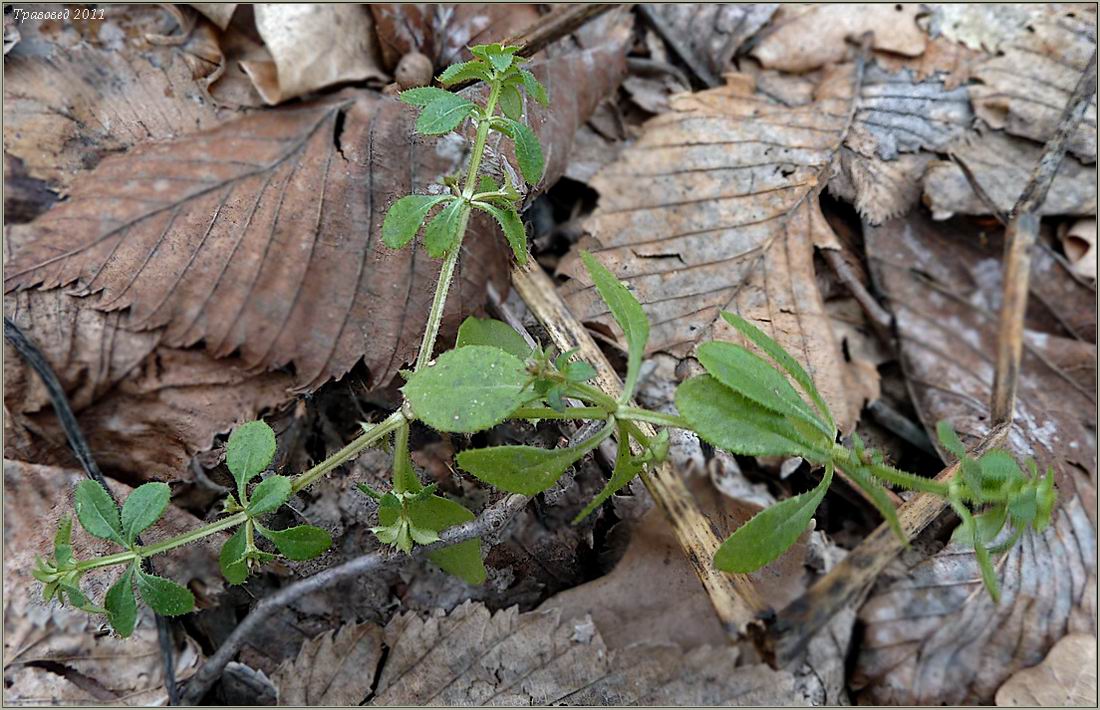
[923,131,1097,219]
[1029,240,1097,344]
[271,623,384,705]
[752,3,927,73]
[643,4,778,81]
[926,3,1063,54]
[1061,218,1097,281]
[243,4,387,106]
[369,601,804,705]
[855,211,1097,704]
[872,35,985,91]
[559,65,863,431]
[995,633,1098,707]
[190,3,237,31]
[969,8,1097,163]
[4,34,630,392]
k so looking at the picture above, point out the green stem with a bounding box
[291,411,404,493]
[392,421,415,494]
[617,406,689,429]
[619,419,653,449]
[511,406,610,421]
[567,382,620,411]
[461,83,502,199]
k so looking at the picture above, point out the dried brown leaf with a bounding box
[752,3,927,73]
[1061,218,1097,281]
[995,633,1098,707]
[271,623,384,705]
[969,8,1097,162]
[190,3,237,31]
[855,211,1097,704]
[369,601,805,705]
[924,131,1097,219]
[560,65,862,431]
[643,4,777,80]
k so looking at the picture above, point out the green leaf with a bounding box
[1008,487,1038,526]
[255,523,332,561]
[496,117,544,185]
[227,420,276,500]
[696,341,833,438]
[135,570,195,616]
[219,526,249,585]
[399,86,453,107]
[74,480,124,545]
[121,482,171,545]
[403,345,529,433]
[438,60,492,86]
[246,475,293,516]
[474,201,527,263]
[719,311,836,434]
[423,199,470,258]
[471,43,519,73]
[952,505,1007,545]
[935,420,967,458]
[456,317,532,359]
[519,68,548,105]
[416,93,477,135]
[951,501,1001,602]
[979,450,1025,493]
[383,194,453,250]
[564,360,597,383]
[105,565,138,638]
[573,423,643,523]
[676,376,830,459]
[715,464,833,573]
[579,251,649,401]
[842,462,905,541]
[1035,466,1056,530]
[457,422,613,495]
[54,517,73,567]
[499,84,523,121]
[378,495,487,584]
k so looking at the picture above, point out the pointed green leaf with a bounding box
[952,506,1007,545]
[499,84,523,120]
[74,480,124,545]
[54,517,73,567]
[438,60,493,86]
[383,194,453,250]
[423,199,469,258]
[227,420,277,499]
[676,376,830,459]
[496,117,544,185]
[255,523,332,561]
[105,565,138,638]
[416,93,477,135]
[403,345,529,433]
[519,68,548,105]
[979,450,1025,495]
[219,526,249,585]
[246,475,293,516]
[573,423,643,523]
[579,251,649,401]
[474,201,527,262]
[951,500,1001,601]
[135,570,195,616]
[416,496,486,584]
[715,464,833,573]
[471,43,519,73]
[719,311,835,434]
[399,86,454,107]
[841,461,905,541]
[1035,466,1056,530]
[456,317,532,360]
[697,341,833,438]
[121,482,171,545]
[457,422,613,495]
[935,420,967,458]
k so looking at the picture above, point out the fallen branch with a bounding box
[179,493,529,705]
[756,48,1098,669]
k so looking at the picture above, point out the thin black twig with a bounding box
[4,317,180,705]
[178,493,529,705]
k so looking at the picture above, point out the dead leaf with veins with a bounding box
[855,211,1097,704]
[643,4,778,82]
[995,633,1098,707]
[271,623,385,705]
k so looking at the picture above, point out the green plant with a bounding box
[35,44,1050,636]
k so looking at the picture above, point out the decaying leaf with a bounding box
[925,3,1062,54]
[968,8,1097,162]
[3,459,208,705]
[643,4,778,81]
[855,211,1097,704]
[923,131,1097,219]
[368,601,805,705]
[751,3,927,73]
[190,3,237,31]
[271,623,384,705]
[242,5,387,106]
[560,65,863,431]
[995,633,1098,707]
[4,32,629,392]
[1061,218,1097,281]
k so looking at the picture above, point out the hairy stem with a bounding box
[511,405,610,421]
[617,406,688,429]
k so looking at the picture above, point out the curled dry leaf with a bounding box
[995,633,1097,707]
[560,65,863,431]
[855,211,1097,704]
[4,32,630,392]
[243,4,387,106]
[751,3,927,73]
[1061,218,1097,280]
[923,131,1097,219]
[368,601,805,705]
[271,623,384,705]
[969,8,1097,163]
